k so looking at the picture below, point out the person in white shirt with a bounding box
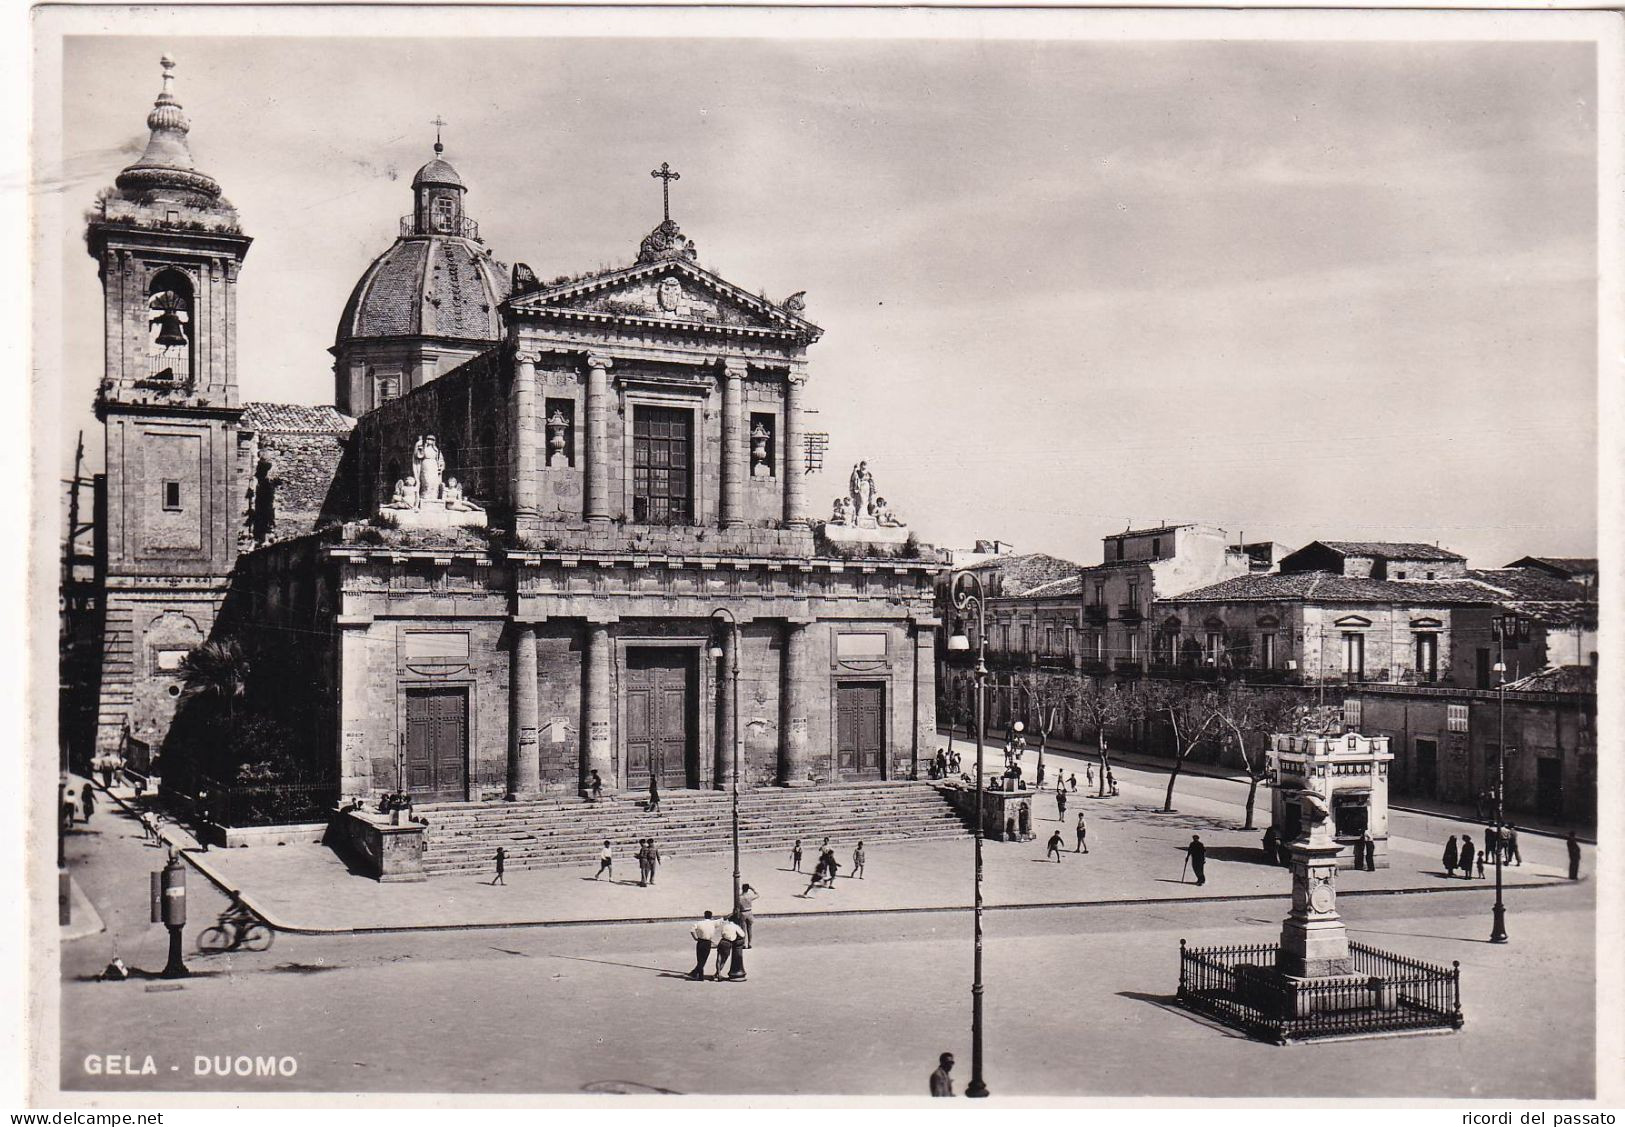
[689,911,719,980]
[737,885,759,948]
[593,840,613,880]
[715,917,747,980]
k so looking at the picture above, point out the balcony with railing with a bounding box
[1118,603,1144,623]
[1084,603,1109,624]
[401,214,481,241]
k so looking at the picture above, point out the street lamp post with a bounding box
[946,570,990,1099]
[710,609,742,925]
[1489,614,1518,945]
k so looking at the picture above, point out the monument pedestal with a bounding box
[381,499,487,531]
[820,521,909,548]
[1279,833,1352,978]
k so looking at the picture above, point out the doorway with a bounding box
[624,648,698,789]
[1415,738,1438,798]
[1536,757,1563,819]
[836,681,886,779]
[404,687,468,801]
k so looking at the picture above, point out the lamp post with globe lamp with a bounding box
[709,608,742,925]
[946,570,990,1099]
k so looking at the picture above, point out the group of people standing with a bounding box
[926,748,963,781]
[1442,823,1524,879]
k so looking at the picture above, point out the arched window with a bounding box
[146,269,194,383]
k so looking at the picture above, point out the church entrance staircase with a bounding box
[415,780,972,876]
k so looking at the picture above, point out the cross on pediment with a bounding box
[651,161,680,222]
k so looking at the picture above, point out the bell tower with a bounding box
[86,56,253,755]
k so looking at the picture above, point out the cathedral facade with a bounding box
[85,59,942,805]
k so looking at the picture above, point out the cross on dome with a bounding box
[431,115,447,155]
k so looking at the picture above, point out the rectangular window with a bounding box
[1094,581,1105,606]
[1259,633,1275,669]
[1065,626,1075,655]
[1127,580,1140,609]
[1447,704,1470,733]
[1094,633,1105,661]
[1115,540,1125,561]
[1206,631,1223,665]
[632,405,693,525]
[1127,632,1141,660]
[1001,625,1010,652]
[154,648,189,672]
[1045,626,1054,654]
[1414,632,1439,683]
[544,398,576,468]
[1343,698,1362,729]
[1151,537,1162,559]
[161,480,181,511]
[375,374,401,406]
[1342,632,1365,679]
[749,412,777,478]
[1020,624,1030,653]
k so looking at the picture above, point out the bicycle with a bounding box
[197,911,274,954]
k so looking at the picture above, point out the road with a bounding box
[59,795,1594,1099]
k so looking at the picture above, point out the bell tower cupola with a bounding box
[411,119,472,238]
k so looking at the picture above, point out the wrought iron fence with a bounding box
[198,777,340,827]
[1176,938,1462,1043]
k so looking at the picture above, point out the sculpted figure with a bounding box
[399,475,420,510]
[443,476,483,512]
[413,435,445,502]
[849,461,876,524]
[874,496,904,528]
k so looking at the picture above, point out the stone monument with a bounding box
[1278,783,1352,978]
[377,435,487,531]
[820,459,910,547]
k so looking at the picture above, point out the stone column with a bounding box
[508,624,540,799]
[783,365,808,526]
[511,350,540,523]
[716,625,738,788]
[780,620,815,786]
[721,358,748,528]
[584,354,613,524]
[583,622,614,791]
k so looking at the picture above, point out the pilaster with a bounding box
[780,619,815,785]
[511,350,540,522]
[583,621,614,789]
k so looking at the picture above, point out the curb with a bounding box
[91,778,1584,939]
[192,873,1581,939]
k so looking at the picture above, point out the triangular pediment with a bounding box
[506,258,821,340]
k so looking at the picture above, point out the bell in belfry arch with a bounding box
[154,308,188,348]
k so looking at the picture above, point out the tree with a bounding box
[1072,677,1124,796]
[1214,685,1299,829]
[1011,670,1076,784]
[177,638,249,725]
[1144,680,1224,812]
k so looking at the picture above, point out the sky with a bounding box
[49,31,1601,568]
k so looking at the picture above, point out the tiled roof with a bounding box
[1504,665,1597,694]
[241,402,355,434]
[337,234,510,344]
[1506,556,1597,577]
[1163,570,1492,606]
[1106,524,1193,539]
[1315,541,1466,561]
[965,552,1083,597]
[1464,569,1588,602]
[1009,575,1082,600]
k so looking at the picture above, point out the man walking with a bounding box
[593,839,613,880]
[1056,788,1067,823]
[790,838,803,872]
[1046,829,1065,862]
[648,776,661,816]
[81,785,96,825]
[852,841,866,879]
[492,846,506,886]
[1442,834,1459,877]
[1183,834,1207,886]
[689,911,719,980]
[929,1052,955,1097]
[1567,831,1582,880]
[646,838,661,886]
[1458,833,1475,880]
[1505,824,1522,866]
[636,839,651,886]
[1359,829,1374,872]
[1068,772,1078,793]
[589,769,604,802]
[1074,811,1089,853]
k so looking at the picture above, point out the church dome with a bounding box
[336,234,510,346]
[412,158,464,191]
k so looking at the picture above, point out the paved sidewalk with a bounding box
[139,772,1574,934]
